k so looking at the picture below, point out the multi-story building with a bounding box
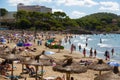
[17,3,52,13]
[0,11,16,23]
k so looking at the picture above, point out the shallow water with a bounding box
[62,34,120,62]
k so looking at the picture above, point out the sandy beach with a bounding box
[0,32,116,80]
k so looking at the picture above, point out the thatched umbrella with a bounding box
[18,51,34,57]
[23,59,52,80]
[0,54,21,80]
[20,56,31,73]
[94,66,120,80]
[88,59,112,75]
[53,57,87,80]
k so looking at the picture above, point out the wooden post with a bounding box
[11,61,14,80]
[41,65,44,80]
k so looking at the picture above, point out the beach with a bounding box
[0,31,118,80]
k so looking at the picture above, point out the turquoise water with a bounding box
[62,34,120,62]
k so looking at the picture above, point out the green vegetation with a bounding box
[2,10,120,33]
[10,10,78,31]
[0,8,8,16]
[47,44,64,49]
[76,12,120,32]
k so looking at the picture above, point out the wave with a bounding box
[88,38,93,41]
[77,43,85,47]
[102,39,109,41]
[79,36,86,40]
[97,43,112,48]
[73,40,79,42]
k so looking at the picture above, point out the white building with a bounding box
[17,3,52,13]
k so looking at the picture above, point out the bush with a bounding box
[48,44,64,49]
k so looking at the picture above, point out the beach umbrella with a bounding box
[23,42,32,47]
[94,66,120,80]
[16,42,24,47]
[53,57,87,80]
[19,57,31,73]
[0,54,21,80]
[22,59,43,80]
[88,59,112,75]
[23,59,52,80]
[107,61,120,67]
[18,51,33,57]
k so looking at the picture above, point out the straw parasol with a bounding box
[19,56,31,73]
[94,66,120,80]
[18,51,34,57]
[0,54,21,80]
[88,59,112,75]
[53,57,87,80]
[23,59,52,80]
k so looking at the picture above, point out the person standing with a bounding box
[111,48,114,56]
[100,38,102,43]
[89,48,93,58]
[71,77,74,80]
[94,49,97,58]
[104,50,110,60]
[85,42,88,47]
[78,44,81,51]
[83,48,86,57]
[70,44,74,54]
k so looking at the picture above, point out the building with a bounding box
[0,11,16,22]
[17,3,52,13]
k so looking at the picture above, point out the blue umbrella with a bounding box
[17,42,24,47]
[107,61,120,67]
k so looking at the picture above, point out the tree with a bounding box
[17,19,31,29]
[15,10,28,20]
[0,8,8,16]
[52,11,66,22]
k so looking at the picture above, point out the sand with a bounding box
[0,33,114,80]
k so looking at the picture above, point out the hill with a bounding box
[76,12,120,33]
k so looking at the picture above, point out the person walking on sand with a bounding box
[70,44,74,54]
[94,49,97,58]
[111,48,114,56]
[83,48,86,57]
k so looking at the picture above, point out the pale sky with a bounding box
[0,0,120,19]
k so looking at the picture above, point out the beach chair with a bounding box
[29,70,46,78]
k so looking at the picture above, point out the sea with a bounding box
[61,34,120,62]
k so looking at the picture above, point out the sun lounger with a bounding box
[44,76,56,80]
[29,70,46,78]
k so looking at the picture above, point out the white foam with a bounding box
[73,40,79,42]
[97,43,112,48]
[102,39,108,41]
[88,38,93,41]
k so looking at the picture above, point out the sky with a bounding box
[0,0,120,19]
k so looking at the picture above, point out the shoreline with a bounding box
[62,34,120,63]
